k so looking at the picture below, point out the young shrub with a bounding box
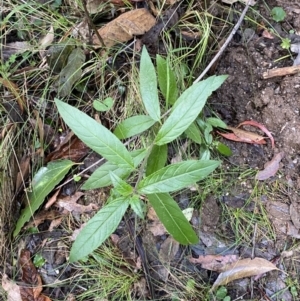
[55,46,228,262]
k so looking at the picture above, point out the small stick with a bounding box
[81,0,105,47]
[193,0,251,84]
[262,65,300,79]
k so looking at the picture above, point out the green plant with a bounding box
[280,37,291,50]
[185,116,232,159]
[215,286,231,301]
[54,47,227,262]
[271,7,286,22]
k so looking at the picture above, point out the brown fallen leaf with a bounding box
[159,237,180,263]
[0,77,25,113]
[2,274,22,301]
[189,254,238,271]
[46,132,89,162]
[19,249,52,301]
[56,191,99,214]
[237,120,275,149]
[219,126,266,145]
[15,154,31,194]
[147,207,167,236]
[211,257,278,291]
[44,188,61,209]
[25,210,61,229]
[261,29,275,39]
[256,152,284,180]
[93,8,156,48]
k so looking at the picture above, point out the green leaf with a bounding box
[57,48,85,98]
[271,7,286,22]
[13,160,74,237]
[55,99,134,169]
[139,46,160,121]
[206,117,227,129]
[200,148,210,160]
[156,55,178,105]
[82,148,147,190]
[216,142,232,157]
[147,193,198,244]
[185,122,202,144]
[93,97,114,112]
[155,75,227,145]
[70,197,130,262]
[204,126,213,145]
[146,144,167,176]
[280,38,291,50]
[33,253,46,268]
[129,195,144,219]
[109,171,133,196]
[138,160,220,194]
[216,286,228,300]
[114,115,156,139]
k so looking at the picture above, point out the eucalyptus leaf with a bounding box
[13,160,74,237]
[138,160,220,194]
[70,197,130,262]
[82,148,147,190]
[156,54,178,105]
[57,48,85,98]
[109,171,133,196]
[55,99,134,169]
[147,193,198,244]
[114,115,156,139]
[140,46,160,121]
[146,144,167,176]
[155,75,227,145]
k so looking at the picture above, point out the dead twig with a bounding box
[193,0,251,84]
[81,0,105,47]
[262,65,300,79]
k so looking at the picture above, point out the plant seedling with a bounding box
[53,47,227,262]
[271,7,286,22]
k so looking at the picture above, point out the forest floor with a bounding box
[1,0,300,300]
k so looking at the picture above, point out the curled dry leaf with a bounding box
[261,29,275,39]
[237,120,275,148]
[189,254,238,272]
[56,191,99,214]
[256,152,284,180]
[93,8,156,48]
[218,126,266,145]
[211,257,278,291]
[218,120,275,148]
